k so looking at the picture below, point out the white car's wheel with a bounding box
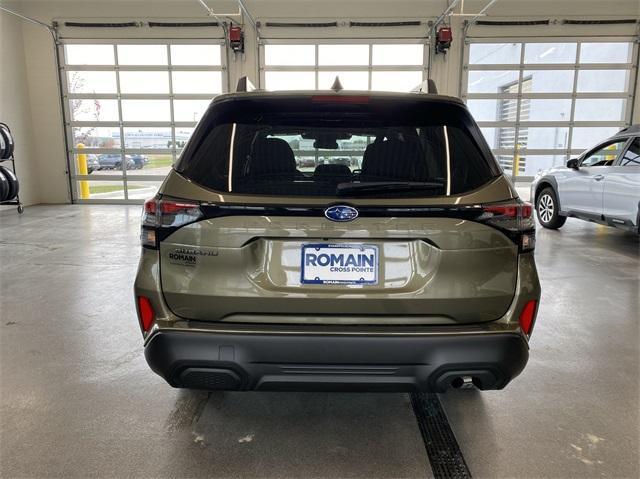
[536,187,566,229]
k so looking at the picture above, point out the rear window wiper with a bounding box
[336,181,444,196]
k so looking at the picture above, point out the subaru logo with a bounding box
[324,205,359,222]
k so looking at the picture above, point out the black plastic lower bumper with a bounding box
[144,329,529,393]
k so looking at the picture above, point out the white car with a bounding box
[531,125,640,233]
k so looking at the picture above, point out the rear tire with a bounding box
[536,187,566,229]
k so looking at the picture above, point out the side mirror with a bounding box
[566,158,580,170]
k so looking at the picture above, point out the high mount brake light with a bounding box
[141,197,202,249]
[311,95,370,104]
[480,201,536,253]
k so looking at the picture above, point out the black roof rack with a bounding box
[236,76,257,93]
[411,79,438,94]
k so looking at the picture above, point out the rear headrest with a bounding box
[314,163,351,177]
[362,138,426,181]
[250,138,297,176]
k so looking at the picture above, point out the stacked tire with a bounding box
[0,123,19,203]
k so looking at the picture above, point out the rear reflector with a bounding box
[137,296,155,332]
[519,300,537,336]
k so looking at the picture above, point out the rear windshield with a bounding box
[175,96,499,198]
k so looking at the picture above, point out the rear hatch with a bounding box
[152,92,524,325]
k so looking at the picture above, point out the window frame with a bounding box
[60,38,227,204]
[461,36,638,181]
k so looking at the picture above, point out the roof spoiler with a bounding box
[411,79,438,94]
[236,76,256,92]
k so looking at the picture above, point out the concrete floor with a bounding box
[1,205,638,478]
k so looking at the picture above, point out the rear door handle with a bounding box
[593,175,604,181]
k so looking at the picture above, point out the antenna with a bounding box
[330,76,344,92]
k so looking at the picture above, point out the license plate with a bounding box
[300,243,378,285]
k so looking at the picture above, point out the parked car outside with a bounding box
[130,154,149,169]
[531,125,640,232]
[86,154,99,174]
[134,89,540,393]
[97,154,135,170]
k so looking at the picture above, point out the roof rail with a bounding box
[411,79,438,94]
[236,76,256,92]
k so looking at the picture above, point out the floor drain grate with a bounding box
[410,392,471,479]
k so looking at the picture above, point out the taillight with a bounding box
[479,201,535,252]
[519,300,538,336]
[141,197,202,249]
[137,296,155,333]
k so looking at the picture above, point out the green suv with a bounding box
[134,88,540,393]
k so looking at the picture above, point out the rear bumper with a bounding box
[144,329,529,392]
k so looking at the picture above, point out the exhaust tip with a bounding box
[451,376,474,389]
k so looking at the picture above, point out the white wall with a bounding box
[0,11,39,207]
[1,0,639,204]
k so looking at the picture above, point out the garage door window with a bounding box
[262,42,426,92]
[463,40,636,179]
[62,41,224,202]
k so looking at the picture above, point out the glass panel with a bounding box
[469,43,521,64]
[265,45,315,66]
[525,99,572,121]
[577,69,630,92]
[371,71,422,92]
[524,43,577,64]
[172,71,222,94]
[123,128,172,149]
[619,138,640,166]
[526,128,570,149]
[173,100,211,122]
[170,45,221,65]
[75,152,115,176]
[65,44,114,65]
[580,140,627,167]
[124,180,164,200]
[265,71,315,90]
[571,127,620,150]
[523,70,574,93]
[117,45,167,65]
[318,44,369,66]
[520,154,568,175]
[70,99,119,122]
[119,71,169,94]
[467,71,519,93]
[579,42,633,64]
[318,71,368,90]
[77,180,125,199]
[73,126,121,149]
[480,127,516,149]
[174,127,195,149]
[372,44,423,66]
[466,99,500,122]
[574,99,626,121]
[67,71,117,94]
[75,152,121,177]
[121,100,170,121]
[130,154,173,176]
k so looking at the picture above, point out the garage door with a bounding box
[61,40,226,202]
[462,38,637,180]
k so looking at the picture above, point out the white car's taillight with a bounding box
[141,197,203,249]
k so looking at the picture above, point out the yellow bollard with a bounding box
[513,143,520,177]
[76,143,90,199]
